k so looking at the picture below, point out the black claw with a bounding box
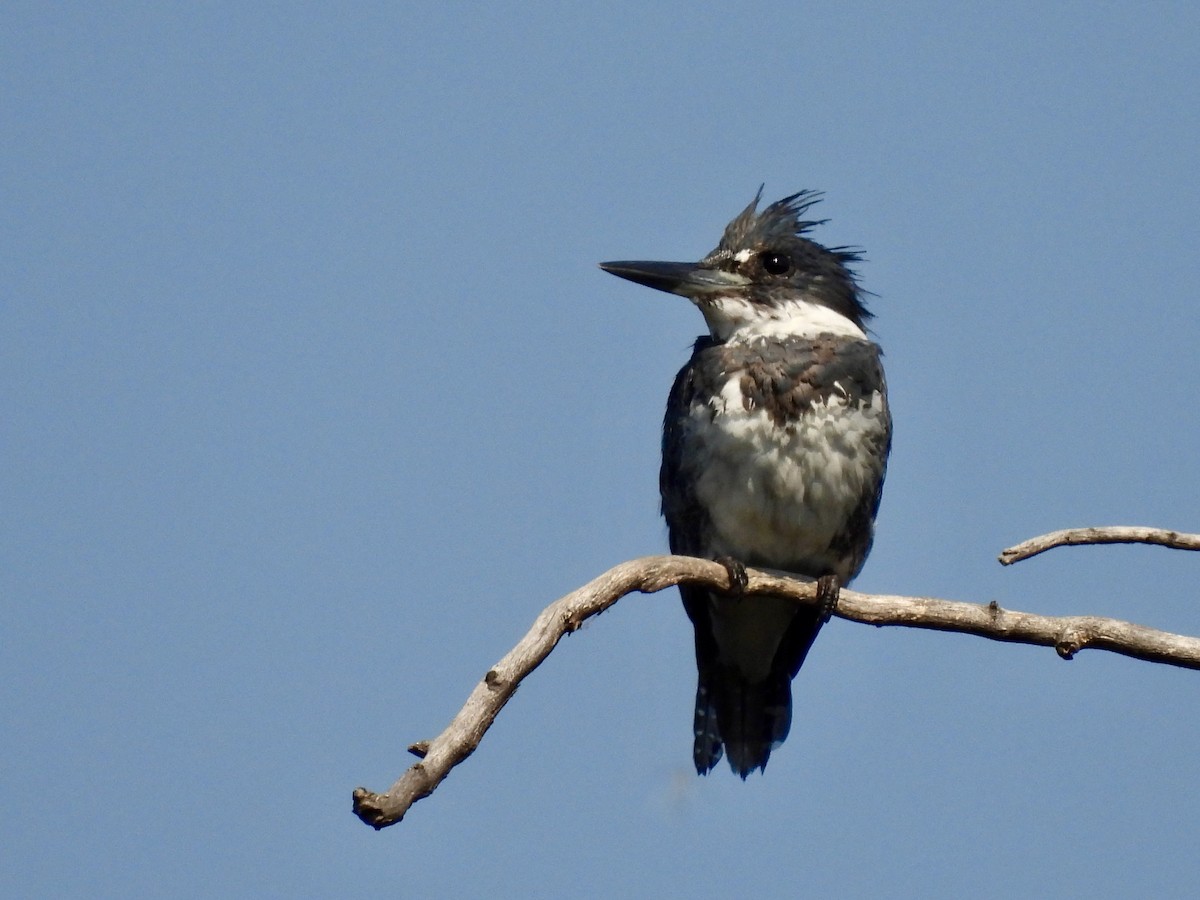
[815,574,841,623]
[715,556,749,593]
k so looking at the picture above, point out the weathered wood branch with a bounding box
[352,552,1200,831]
[1000,526,1200,565]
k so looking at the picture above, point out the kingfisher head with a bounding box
[600,188,870,342]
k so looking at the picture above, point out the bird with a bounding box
[599,188,891,777]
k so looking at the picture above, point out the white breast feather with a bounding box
[687,376,887,578]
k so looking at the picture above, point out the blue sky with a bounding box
[4,3,1200,897]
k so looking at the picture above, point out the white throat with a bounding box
[697,294,866,342]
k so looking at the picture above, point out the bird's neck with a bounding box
[698,295,866,343]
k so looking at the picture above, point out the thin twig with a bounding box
[352,554,1200,831]
[999,526,1200,565]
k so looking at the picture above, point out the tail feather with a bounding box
[693,667,793,778]
[692,681,724,774]
[685,587,826,777]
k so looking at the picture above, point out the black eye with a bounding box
[760,252,791,275]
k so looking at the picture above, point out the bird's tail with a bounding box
[693,666,793,777]
[689,600,825,777]
[691,672,792,777]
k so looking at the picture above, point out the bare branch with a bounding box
[999,526,1200,565]
[352,554,1200,831]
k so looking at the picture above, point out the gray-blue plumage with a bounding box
[601,190,891,777]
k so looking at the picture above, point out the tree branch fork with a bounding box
[353,527,1200,830]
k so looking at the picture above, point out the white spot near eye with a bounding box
[734,248,754,263]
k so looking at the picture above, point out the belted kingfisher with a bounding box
[600,189,891,777]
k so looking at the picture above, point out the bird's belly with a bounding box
[687,387,887,575]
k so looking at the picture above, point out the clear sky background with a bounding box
[4,3,1200,897]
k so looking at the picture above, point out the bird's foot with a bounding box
[815,574,841,623]
[715,556,749,594]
